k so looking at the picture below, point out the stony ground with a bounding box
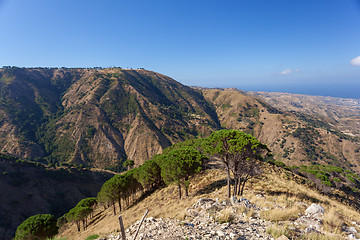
[99,198,272,240]
[97,197,360,240]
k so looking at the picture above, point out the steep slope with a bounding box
[0,67,83,159]
[0,67,220,168]
[0,154,114,240]
[201,88,360,173]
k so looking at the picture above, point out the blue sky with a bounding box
[0,0,360,98]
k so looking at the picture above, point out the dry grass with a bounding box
[322,207,345,233]
[57,167,360,240]
[217,208,235,223]
[302,232,344,240]
[58,169,226,240]
[266,224,289,238]
[261,205,304,222]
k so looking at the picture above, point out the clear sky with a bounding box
[0,0,360,98]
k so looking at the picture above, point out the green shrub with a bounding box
[85,234,99,240]
[274,161,286,168]
[315,173,328,182]
[332,178,342,183]
[14,214,58,240]
[322,181,333,187]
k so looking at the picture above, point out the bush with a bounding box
[85,234,99,240]
[332,178,342,183]
[322,181,333,187]
[274,161,286,168]
[14,214,58,240]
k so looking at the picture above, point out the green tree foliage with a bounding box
[62,197,98,232]
[135,158,162,191]
[289,164,360,193]
[123,159,135,170]
[201,129,269,197]
[66,206,92,232]
[159,146,205,199]
[76,197,97,209]
[14,214,58,240]
[97,170,142,215]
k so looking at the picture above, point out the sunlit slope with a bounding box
[201,88,360,173]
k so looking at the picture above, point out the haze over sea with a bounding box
[238,82,360,99]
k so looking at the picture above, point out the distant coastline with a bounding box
[236,83,360,100]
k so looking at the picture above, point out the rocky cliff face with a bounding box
[0,68,220,169]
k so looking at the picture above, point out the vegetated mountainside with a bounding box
[249,91,360,136]
[0,154,114,240]
[0,67,220,169]
[201,88,360,173]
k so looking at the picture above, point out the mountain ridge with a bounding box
[0,67,220,169]
[0,67,358,173]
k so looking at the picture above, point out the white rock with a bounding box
[348,234,357,239]
[230,196,238,205]
[305,203,325,216]
[347,227,358,234]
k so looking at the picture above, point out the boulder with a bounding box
[305,203,325,216]
[276,235,289,240]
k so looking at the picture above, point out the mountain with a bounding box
[249,91,360,136]
[0,67,359,174]
[0,154,113,239]
[200,88,360,173]
[0,67,220,169]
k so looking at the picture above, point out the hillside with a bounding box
[249,91,360,136]
[57,165,360,240]
[0,154,114,239]
[1,67,359,174]
[201,88,360,173]
[0,67,220,169]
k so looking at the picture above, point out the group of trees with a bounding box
[57,197,97,232]
[96,144,206,217]
[202,130,269,197]
[66,197,97,231]
[96,129,269,216]
[15,129,268,237]
[97,169,142,216]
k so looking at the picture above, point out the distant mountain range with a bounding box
[0,67,359,172]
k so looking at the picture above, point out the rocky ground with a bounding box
[97,197,360,240]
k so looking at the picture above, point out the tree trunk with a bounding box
[240,179,247,196]
[233,177,238,197]
[178,182,182,199]
[184,177,189,197]
[226,168,231,198]
[237,178,242,195]
[76,221,80,232]
[112,200,116,215]
[118,198,122,212]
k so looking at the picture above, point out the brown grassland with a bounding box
[58,165,360,240]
